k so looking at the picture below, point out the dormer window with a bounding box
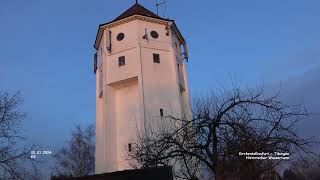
[150,31,159,39]
[116,33,125,41]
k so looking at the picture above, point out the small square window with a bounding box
[118,56,125,66]
[128,143,132,152]
[153,53,160,63]
[160,109,164,117]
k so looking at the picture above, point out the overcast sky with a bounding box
[0,0,319,176]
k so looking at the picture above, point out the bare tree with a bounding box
[0,91,37,180]
[127,87,317,180]
[20,162,43,180]
[52,124,95,178]
[287,155,320,180]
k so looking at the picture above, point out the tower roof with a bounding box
[94,3,185,49]
[103,2,169,25]
[113,3,168,22]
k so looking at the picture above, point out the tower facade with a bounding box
[93,3,190,173]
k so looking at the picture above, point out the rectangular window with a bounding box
[99,69,103,98]
[160,109,164,117]
[118,56,125,66]
[93,53,97,73]
[128,143,132,152]
[153,53,160,63]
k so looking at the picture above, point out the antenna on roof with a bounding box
[135,0,138,4]
[155,0,167,17]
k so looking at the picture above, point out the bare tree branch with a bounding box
[127,87,318,180]
[52,124,95,178]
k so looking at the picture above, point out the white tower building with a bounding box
[93,2,191,173]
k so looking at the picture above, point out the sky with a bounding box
[0,0,319,176]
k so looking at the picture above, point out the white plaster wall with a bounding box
[95,67,104,173]
[106,48,139,85]
[110,20,139,53]
[137,20,182,121]
[140,47,182,125]
[103,85,117,171]
[106,20,140,85]
[95,17,191,173]
[115,80,140,170]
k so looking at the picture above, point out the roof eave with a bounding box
[171,21,185,44]
[94,15,172,50]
